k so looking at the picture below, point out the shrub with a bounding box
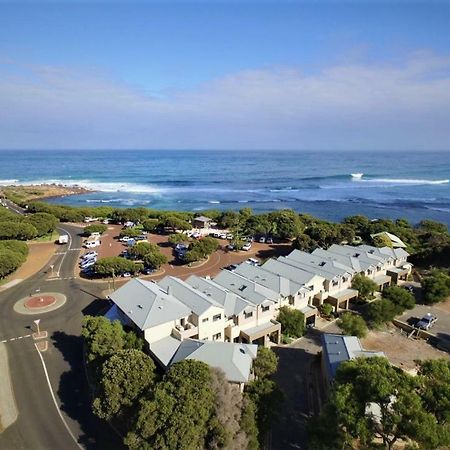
[0,249,25,278]
[382,285,415,313]
[25,212,59,236]
[0,240,29,258]
[0,221,38,240]
[143,251,168,270]
[364,298,397,327]
[84,224,108,236]
[319,303,334,317]
[422,270,450,304]
[337,313,368,338]
[277,306,305,338]
[94,257,141,276]
[351,274,378,301]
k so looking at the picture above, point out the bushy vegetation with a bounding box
[422,269,450,304]
[84,224,108,236]
[277,306,305,339]
[94,257,143,276]
[337,312,368,338]
[309,357,450,450]
[351,274,379,301]
[184,236,219,263]
[81,317,264,450]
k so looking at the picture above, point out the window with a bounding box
[202,317,209,323]
[213,314,221,322]
[332,280,339,287]
[212,332,221,341]
[262,305,270,312]
[244,311,253,319]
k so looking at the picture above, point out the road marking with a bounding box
[55,227,74,277]
[69,248,82,251]
[46,276,76,281]
[0,334,32,343]
[34,343,83,449]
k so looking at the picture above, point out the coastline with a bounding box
[0,183,95,203]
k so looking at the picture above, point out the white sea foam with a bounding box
[21,179,164,194]
[208,200,221,204]
[357,178,449,185]
[0,179,19,185]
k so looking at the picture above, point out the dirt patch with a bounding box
[362,325,450,371]
[434,297,450,314]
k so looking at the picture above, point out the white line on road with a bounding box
[34,343,83,450]
[0,334,33,343]
[55,227,73,277]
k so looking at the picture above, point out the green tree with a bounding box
[364,298,397,327]
[417,359,450,424]
[324,356,450,450]
[422,270,450,304]
[26,212,59,236]
[293,234,317,252]
[0,221,38,240]
[0,249,25,278]
[319,303,334,317]
[382,285,415,313]
[351,274,378,301]
[167,233,190,246]
[81,316,126,363]
[128,242,159,259]
[277,306,305,338]
[119,227,142,238]
[93,349,156,420]
[268,209,304,240]
[142,218,159,232]
[337,312,368,338]
[143,251,167,270]
[94,257,141,276]
[125,360,214,450]
[253,347,278,379]
[161,216,192,233]
[84,224,108,236]
[239,396,259,450]
[0,240,29,258]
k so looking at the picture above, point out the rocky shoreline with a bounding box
[0,183,95,203]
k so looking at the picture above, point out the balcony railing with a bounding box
[172,323,199,340]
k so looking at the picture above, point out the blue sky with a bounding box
[1,1,450,150]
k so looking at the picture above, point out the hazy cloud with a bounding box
[1,52,450,150]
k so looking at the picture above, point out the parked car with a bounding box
[122,272,132,278]
[227,244,235,251]
[119,236,130,242]
[80,255,97,264]
[242,243,252,251]
[80,260,96,269]
[81,251,98,259]
[246,258,259,266]
[266,236,273,244]
[416,313,438,330]
[142,267,155,275]
[259,236,266,243]
[226,234,233,240]
[84,240,100,249]
[224,264,238,272]
[219,233,227,239]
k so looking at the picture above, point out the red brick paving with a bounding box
[92,225,293,281]
[25,295,56,309]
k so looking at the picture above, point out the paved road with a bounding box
[0,223,123,449]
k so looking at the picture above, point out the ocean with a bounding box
[0,150,449,226]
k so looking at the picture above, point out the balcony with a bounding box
[172,322,199,340]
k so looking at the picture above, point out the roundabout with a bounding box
[13,292,67,315]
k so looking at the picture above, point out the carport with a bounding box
[301,305,317,327]
[387,267,409,284]
[240,319,281,346]
[373,274,391,291]
[326,288,358,312]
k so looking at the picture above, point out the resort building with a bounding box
[105,242,409,385]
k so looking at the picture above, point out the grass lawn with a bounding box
[32,230,59,243]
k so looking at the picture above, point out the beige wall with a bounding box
[197,305,226,341]
[144,319,181,344]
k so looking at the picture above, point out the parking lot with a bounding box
[399,301,450,341]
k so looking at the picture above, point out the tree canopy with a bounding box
[422,270,450,304]
[351,274,378,301]
[277,306,305,338]
[337,312,368,338]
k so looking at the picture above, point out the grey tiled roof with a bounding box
[185,275,253,317]
[108,278,191,330]
[261,258,321,285]
[213,270,279,306]
[287,250,353,278]
[171,339,258,383]
[234,263,305,296]
[158,276,223,315]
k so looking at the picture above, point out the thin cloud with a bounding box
[0,52,450,150]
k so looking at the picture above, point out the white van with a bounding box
[84,240,100,249]
[90,232,101,238]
